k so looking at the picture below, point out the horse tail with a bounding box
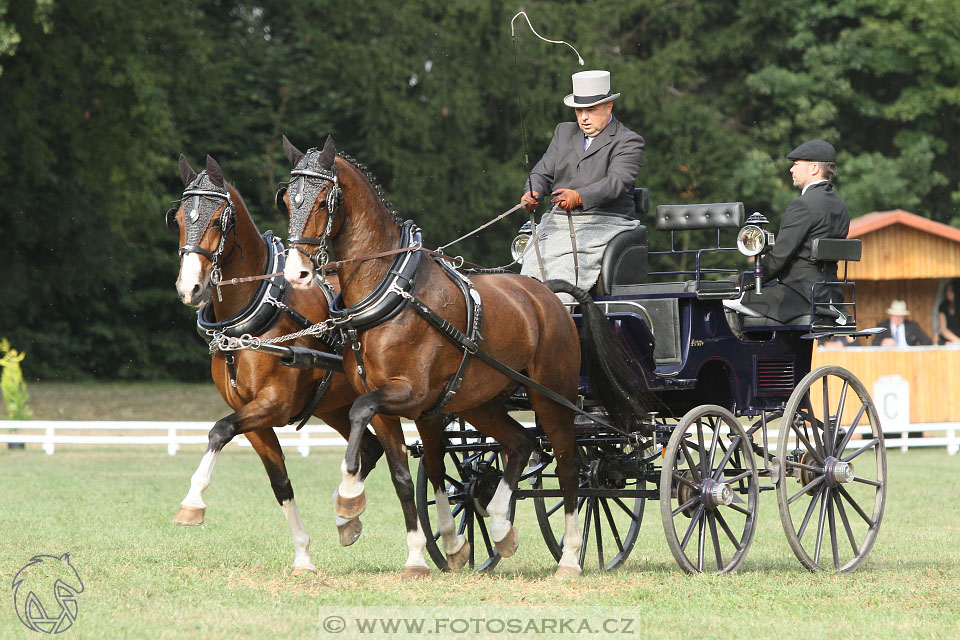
[545,280,658,436]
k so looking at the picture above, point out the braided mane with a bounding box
[337,152,404,228]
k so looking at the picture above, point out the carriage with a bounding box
[409,195,887,575]
[169,144,886,578]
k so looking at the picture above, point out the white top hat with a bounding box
[886,300,910,316]
[563,70,620,108]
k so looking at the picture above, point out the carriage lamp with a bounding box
[737,213,776,294]
[511,221,534,263]
[736,213,775,257]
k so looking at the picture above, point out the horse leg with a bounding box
[175,448,219,526]
[459,404,536,559]
[244,428,317,576]
[175,411,247,525]
[529,397,582,579]
[321,406,385,546]
[418,417,470,571]
[344,387,430,578]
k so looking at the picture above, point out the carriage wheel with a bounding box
[660,405,759,574]
[532,443,645,572]
[415,416,510,572]
[776,366,886,572]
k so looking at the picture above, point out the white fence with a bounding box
[0,420,957,457]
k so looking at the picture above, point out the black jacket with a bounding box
[871,320,932,346]
[742,181,850,322]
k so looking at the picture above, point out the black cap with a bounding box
[786,140,836,162]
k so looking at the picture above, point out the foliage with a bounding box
[0,338,33,420]
[1,0,960,380]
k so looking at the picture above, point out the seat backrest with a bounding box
[811,238,861,262]
[655,202,744,231]
[596,226,648,295]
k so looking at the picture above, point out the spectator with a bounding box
[937,280,960,345]
[872,300,932,346]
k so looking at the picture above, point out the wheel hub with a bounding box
[824,456,855,486]
[702,478,734,509]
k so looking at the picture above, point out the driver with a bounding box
[520,69,644,295]
[724,140,850,323]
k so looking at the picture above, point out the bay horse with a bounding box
[169,154,401,575]
[279,136,651,578]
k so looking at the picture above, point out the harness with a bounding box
[195,231,340,429]
[173,171,238,302]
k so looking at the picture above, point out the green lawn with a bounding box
[1,444,958,639]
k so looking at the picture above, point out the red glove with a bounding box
[551,188,582,211]
[521,190,541,212]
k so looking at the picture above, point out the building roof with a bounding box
[849,209,960,244]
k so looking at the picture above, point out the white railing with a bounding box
[0,421,956,457]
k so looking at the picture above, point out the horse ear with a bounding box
[318,135,336,168]
[282,134,304,166]
[206,155,224,187]
[178,154,197,187]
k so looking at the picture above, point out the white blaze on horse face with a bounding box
[181,449,219,509]
[434,490,466,556]
[486,479,515,542]
[281,498,317,572]
[558,511,583,570]
[284,248,315,289]
[176,252,207,305]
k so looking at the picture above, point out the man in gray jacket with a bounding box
[520,70,644,294]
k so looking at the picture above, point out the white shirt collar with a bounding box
[801,180,828,195]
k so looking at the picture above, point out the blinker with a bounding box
[275,187,289,214]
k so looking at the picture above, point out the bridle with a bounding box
[165,170,239,300]
[276,148,344,271]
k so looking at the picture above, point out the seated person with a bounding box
[724,140,849,323]
[872,300,932,346]
[938,280,960,345]
[520,69,644,299]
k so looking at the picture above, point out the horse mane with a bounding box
[337,152,404,228]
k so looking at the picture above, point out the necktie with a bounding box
[584,136,593,151]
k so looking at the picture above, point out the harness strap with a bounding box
[531,211,547,280]
[402,291,628,436]
[344,328,371,393]
[290,369,336,431]
[420,260,483,418]
[566,213,580,287]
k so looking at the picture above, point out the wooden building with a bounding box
[811,209,960,425]
[844,209,960,338]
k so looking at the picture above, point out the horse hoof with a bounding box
[400,565,430,580]
[446,541,471,572]
[173,506,205,527]
[554,564,582,580]
[290,565,318,577]
[494,526,519,558]
[337,517,363,547]
[333,490,367,520]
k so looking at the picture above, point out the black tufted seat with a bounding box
[655,202,744,231]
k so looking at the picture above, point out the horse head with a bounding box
[278,135,343,289]
[168,154,238,306]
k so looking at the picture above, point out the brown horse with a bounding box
[168,154,398,575]
[279,136,651,578]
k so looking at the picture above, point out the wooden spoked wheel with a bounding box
[531,443,645,572]
[660,405,759,574]
[776,366,886,572]
[415,416,510,572]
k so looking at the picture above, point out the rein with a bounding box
[216,245,481,287]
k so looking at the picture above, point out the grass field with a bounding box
[2,444,959,639]
[3,384,959,638]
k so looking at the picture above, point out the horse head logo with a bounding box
[12,553,84,634]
